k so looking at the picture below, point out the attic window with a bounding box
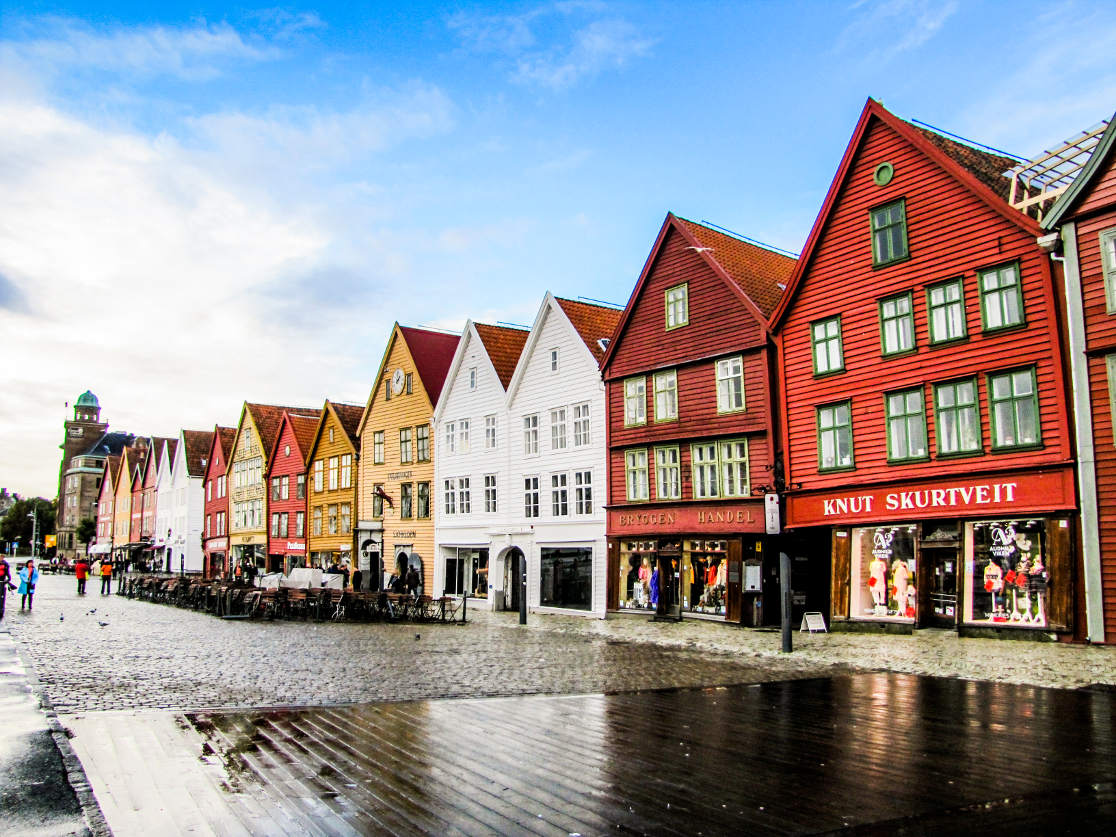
[597,338,610,352]
[284,445,290,457]
[469,367,477,390]
[201,458,207,468]
[666,284,689,329]
[550,349,559,372]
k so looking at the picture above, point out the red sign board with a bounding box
[608,501,766,536]
[785,467,1076,528]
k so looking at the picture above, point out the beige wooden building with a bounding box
[306,400,365,570]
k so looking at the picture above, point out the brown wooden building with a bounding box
[601,213,797,625]
[771,99,1078,638]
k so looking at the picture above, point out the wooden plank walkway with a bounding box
[67,673,1116,835]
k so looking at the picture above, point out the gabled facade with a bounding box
[92,454,121,557]
[432,320,529,606]
[265,410,319,574]
[202,426,236,578]
[357,324,459,594]
[165,429,213,574]
[112,440,149,566]
[772,99,1077,637]
[602,215,796,624]
[1043,111,1116,644]
[142,437,176,568]
[306,401,363,571]
[154,437,176,569]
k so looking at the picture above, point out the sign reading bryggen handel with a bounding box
[786,468,1075,528]
[608,502,765,535]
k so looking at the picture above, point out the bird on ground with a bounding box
[86,608,96,615]
[97,621,109,628]
[60,613,64,621]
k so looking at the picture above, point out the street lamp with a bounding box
[27,510,38,561]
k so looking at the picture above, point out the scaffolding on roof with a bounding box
[1008,121,1110,221]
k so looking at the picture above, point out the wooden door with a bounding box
[726,539,743,622]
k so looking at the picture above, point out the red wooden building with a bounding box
[202,425,236,579]
[1043,112,1116,644]
[265,409,320,574]
[602,213,797,624]
[771,99,1077,638]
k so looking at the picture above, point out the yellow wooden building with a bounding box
[357,324,459,594]
[306,400,365,571]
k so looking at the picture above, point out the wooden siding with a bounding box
[307,407,359,558]
[1076,208,1116,354]
[203,430,232,575]
[267,419,308,560]
[229,416,267,547]
[605,227,767,381]
[779,116,1073,492]
[112,450,135,544]
[1075,148,1116,218]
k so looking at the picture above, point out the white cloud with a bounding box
[835,0,958,62]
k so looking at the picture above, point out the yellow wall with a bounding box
[307,406,359,561]
[112,452,133,545]
[229,413,267,550]
[359,328,437,589]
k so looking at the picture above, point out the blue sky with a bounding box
[2,0,1115,498]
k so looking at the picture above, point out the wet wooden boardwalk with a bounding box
[154,673,1116,836]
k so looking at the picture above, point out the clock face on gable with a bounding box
[392,368,406,394]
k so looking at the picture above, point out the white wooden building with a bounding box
[153,438,177,571]
[166,429,213,574]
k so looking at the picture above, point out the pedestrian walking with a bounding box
[0,556,14,620]
[19,560,40,611]
[100,560,112,595]
[74,557,89,595]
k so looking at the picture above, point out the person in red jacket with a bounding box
[74,558,89,595]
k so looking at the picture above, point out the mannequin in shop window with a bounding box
[983,560,1004,619]
[649,566,660,608]
[869,554,887,614]
[690,556,705,609]
[891,558,910,618]
[638,557,651,607]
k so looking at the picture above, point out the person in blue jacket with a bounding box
[18,559,39,612]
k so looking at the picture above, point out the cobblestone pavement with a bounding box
[4,575,1114,716]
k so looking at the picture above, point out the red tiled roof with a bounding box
[555,298,623,363]
[105,455,121,488]
[914,126,1019,204]
[245,403,315,459]
[161,437,179,467]
[399,326,460,407]
[216,426,236,462]
[181,430,214,477]
[331,402,365,448]
[286,412,320,465]
[675,218,797,318]
[474,323,530,389]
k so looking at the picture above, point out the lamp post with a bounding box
[27,510,39,561]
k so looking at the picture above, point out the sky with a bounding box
[2,0,1115,500]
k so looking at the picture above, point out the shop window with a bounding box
[617,542,656,610]
[849,525,917,621]
[624,377,646,426]
[682,540,729,615]
[1102,229,1116,312]
[927,278,966,343]
[654,446,680,500]
[716,356,745,413]
[979,263,1025,331]
[879,292,915,356]
[988,368,1040,449]
[625,450,649,501]
[817,401,854,471]
[665,283,688,329]
[574,470,592,514]
[523,414,539,455]
[934,378,981,455]
[965,519,1047,627]
[445,548,488,597]
[540,547,592,610]
[551,408,567,450]
[870,199,908,266]
[524,476,540,517]
[811,316,844,375]
[885,387,928,462]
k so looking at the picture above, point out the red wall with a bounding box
[267,418,308,560]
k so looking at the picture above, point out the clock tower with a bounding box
[56,390,108,507]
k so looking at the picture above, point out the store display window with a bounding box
[445,548,488,597]
[964,519,1047,627]
[681,540,728,615]
[540,547,592,610]
[849,525,917,621]
[618,541,657,610]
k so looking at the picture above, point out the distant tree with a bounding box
[76,516,97,545]
[0,497,55,553]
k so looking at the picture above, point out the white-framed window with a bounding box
[444,421,456,454]
[399,427,413,463]
[340,503,351,534]
[457,477,471,514]
[551,407,567,450]
[523,414,539,455]
[691,439,750,498]
[328,456,339,490]
[468,367,477,390]
[416,424,430,461]
[691,443,718,499]
[574,470,592,515]
[716,356,745,413]
[485,415,497,449]
[313,460,323,492]
[484,474,497,513]
[655,446,680,499]
[625,449,649,501]
[458,419,470,453]
[340,454,352,489]
[624,377,646,426]
[572,403,590,446]
[206,481,212,502]
[550,348,560,372]
[373,431,384,464]
[666,283,688,329]
[524,477,540,518]
[654,370,678,421]
[551,473,569,516]
[328,504,338,534]
[1103,229,1116,312]
[443,479,456,515]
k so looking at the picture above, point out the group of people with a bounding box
[0,556,43,617]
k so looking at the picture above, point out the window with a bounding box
[340,503,351,534]
[811,317,844,375]
[313,506,322,536]
[296,474,305,499]
[550,349,559,372]
[445,422,456,454]
[328,504,338,535]
[217,475,226,497]
[468,367,477,390]
[206,515,211,538]
[485,415,497,449]
[871,199,908,266]
[524,477,540,518]
[444,479,456,515]
[885,388,928,461]
[295,511,304,537]
[405,372,413,394]
[1108,355,1116,438]
[927,279,966,344]
[523,414,539,455]
[458,419,470,453]
[400,483,413,519]
[716,356,745,413]
[399,428,412,464]
[271,477,281,501]
[718,439,749,497]
[329,427,334,443]
[655,446,680,499]
[217,512,226,536]
[1102,229,1116,312]
[979,263,1025,330]
[988,368,1040,449]
[654,370,678,421]
[574,470,592,514]
[384,379,391,401]
[879,293,915,355]
[691,443,718,499]
[625,450,649,501]
[206,481,212,502]
[665,283,688,329]
[818,402,854,471]
[624,377,646,426]
[935,379,981,456]
[572,403,590,446]
[340,454,352,489]
[281,475,289,499]
[313,460,323,492]
[540,547,592,611]
[417,483,429,518]
[457,477,471,514]
[416,425,430,461]
[484,474,497,513]
[373,483,384,518]
[328,456,339,490]
[551,473,569,516]
[373,431,384,464]
[551,408,567,450]
[280,512,289,538]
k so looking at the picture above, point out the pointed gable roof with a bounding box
[104,455,122,492]
[399,326,460,407]
[307,400,364,461]
[181,430,215,477]
[243,402,315,461]
[1043,111,1116,229]
[474,323,530,389]
[284,412,321,466]
[159,437,179,467]
[216,426,236,462]
[555,297,624,364]
[770,98,1042,329]
[81,432,134,458]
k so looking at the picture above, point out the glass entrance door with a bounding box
[919,546,958,628]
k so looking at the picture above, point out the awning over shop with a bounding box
[88,543,112,555]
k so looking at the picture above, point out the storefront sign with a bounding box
[388,470,413,481]
[207,538,228,550]
[286,542,305,552]
[764,493,780,535]
[608,502,764,535]
[393,530,416,539]
[786,468,1075,528]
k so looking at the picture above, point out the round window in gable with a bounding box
[284,445,291,457]
[873,162,895,186]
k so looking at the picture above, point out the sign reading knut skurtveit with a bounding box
[785,468,1076,528]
